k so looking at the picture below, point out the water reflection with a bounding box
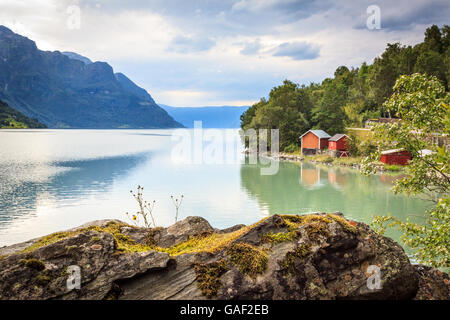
[240,161,432,224]
[0,153,148,224]
[0,129,434,250]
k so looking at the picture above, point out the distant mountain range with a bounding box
[160,105,250,128]
[0,26,182,129]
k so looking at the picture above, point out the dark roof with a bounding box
[329,134,348,142]
[300,130,331,139]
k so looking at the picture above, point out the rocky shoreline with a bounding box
[0,213,448,300]
[271,152,403,173]
[270,152,363,169]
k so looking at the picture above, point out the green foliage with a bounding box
[0,100,46,129]
[241,80,313,151]
[383,164,403,172]
[284,143,301,153]
[414,50,446,86]
[372,198,449,267]
[363,73,449,267]
[241,25,449,151]
[312,80,348,135]
[362,73,449,197]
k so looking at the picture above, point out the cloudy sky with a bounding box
[0,0,448,106]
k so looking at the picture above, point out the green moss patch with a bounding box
[158,218,268,257]
[304,221,330,242]
[227,243,268,278]
[280,244,312,275]
[90,236,102,242]
[34,272,52,286]
[263,231,298,244]
[21,258,45,271]
[20,221,154,254]
[279,214,356,235]
[327,214,357,234]
[194,259,229,298]
[21,231,81,254]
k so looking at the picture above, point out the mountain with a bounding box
[0,99,46,128]
[62,52,92,65]
[160,105,250,128]
[0,26,182,129]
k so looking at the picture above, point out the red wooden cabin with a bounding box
[300,130,331,155]
[328,134,350,151]
[380,149,411,165]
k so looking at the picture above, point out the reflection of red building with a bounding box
[380,174,401,185]
[328,171,336,185]
[328,169,348,187]
[300,164,321,187]
[380,149,411,165]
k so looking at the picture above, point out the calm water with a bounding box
[0,129,432,249]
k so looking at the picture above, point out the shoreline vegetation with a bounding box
[271,151,405,173]
[0,100,47,129]
[240,25,449,153]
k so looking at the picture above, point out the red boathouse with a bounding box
[300,130,331,155]
[380,149,411,165]
[328,134,350,151]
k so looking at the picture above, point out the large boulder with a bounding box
[0,214,447,300]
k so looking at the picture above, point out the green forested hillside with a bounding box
[0,100,46,128]
[241,25,450,151]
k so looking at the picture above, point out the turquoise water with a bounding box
[0,129,432,248]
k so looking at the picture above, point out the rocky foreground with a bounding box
[0,213,448,300]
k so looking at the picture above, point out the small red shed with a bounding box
[300,130,331,155]
[380,149,411,165]
[328,134,350,151]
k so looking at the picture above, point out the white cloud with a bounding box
[0,0,445,106]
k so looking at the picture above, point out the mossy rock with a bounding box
[20,258,45,271]
[144,227,164,246]
[34,273,52,286]
[262,231,298,244]
[227,243,268,278]
[194,259,229,298]
[280,244,312,275]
